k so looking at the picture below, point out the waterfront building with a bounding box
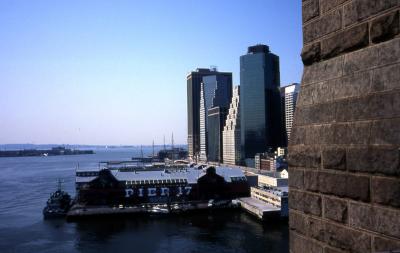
[76,163,249,205]
[244,170,288,217]
[240,45,285,164]
[222,86,241,165]
[250,187,288,217]
[187,68,232,160]
[284,83,300,141]
[198,74,232,162]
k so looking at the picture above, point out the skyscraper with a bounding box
[199,83,207,161]
[207,106,228,162]
[222,86,241,165]
[240,45,284,163]
[187,68,232,160]
[199,74,232,161]
[284,83,300,142]
[279,86,288,145]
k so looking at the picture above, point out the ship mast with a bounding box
[140,145,144,166]
[57,178,62,191]
[171,132,174,165]
[163,135,167,166]
[163,135,166,151]
[152,140,155,162]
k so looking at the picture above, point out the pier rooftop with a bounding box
[76,163,248,185]
[238,197,281,220]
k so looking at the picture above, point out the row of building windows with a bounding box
[125,178,187,185]
[251,188,282,207]
[230,176,247,182]
[76,172,98,177]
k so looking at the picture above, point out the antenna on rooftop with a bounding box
[57,178,62,191]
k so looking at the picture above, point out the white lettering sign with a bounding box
[125,189,134,198]
[138,188,144,197]
[148,188,157,197]
[161,187,169,196]
[184,186,192,195]
[124,186,192,198]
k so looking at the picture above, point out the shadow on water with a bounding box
[70,210,289,253]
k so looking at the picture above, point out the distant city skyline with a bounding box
[0,0,302,145]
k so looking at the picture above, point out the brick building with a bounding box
[255,153,277,171]
[289,1,400,252]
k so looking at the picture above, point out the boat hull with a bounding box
[43,207,68,219]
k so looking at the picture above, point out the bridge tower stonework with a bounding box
[289,0,400,252]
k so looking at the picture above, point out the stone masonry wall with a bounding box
[289,0,400,252]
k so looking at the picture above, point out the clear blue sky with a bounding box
[0,0,303,145]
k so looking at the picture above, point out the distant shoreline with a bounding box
[0,144,188,151]
[0,146,95,158]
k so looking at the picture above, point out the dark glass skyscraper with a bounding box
[240,45,285,162]
[187,68,232,160]
[199,74,232,162]
[207,106,228,162]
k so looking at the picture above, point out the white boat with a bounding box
[149,206,169,214]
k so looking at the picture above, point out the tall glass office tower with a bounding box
[240,45,285,162]
[199,74,232,162]
[187,68,232,160]
[207,106,228,162]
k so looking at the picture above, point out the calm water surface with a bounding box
[0,148,288,253]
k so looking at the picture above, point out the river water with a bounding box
[0,148,288,253]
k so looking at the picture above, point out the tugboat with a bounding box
[43,180,72,219]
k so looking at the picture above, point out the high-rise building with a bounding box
[199,83,207,161]
[284,83,300,141]
[198,74,232,161]
[222,86,241,165]
[187,68,232,160]
[240,45,285,162]
[279,86,288,146]
[207,106,228,162]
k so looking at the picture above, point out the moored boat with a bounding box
[43,180,72,219]
[149,205,170,214]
